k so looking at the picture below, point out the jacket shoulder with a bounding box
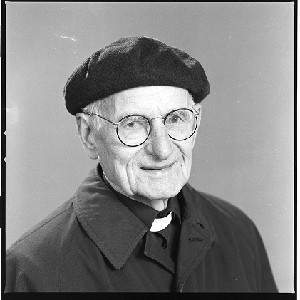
[185,185,259,240]
[6,198,79,291]
[7,198,75,252]
[184,186,278,292]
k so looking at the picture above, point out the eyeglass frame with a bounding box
[82,106,201,147]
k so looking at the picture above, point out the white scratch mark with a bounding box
[54,34,78,42]
[6,105,20,126]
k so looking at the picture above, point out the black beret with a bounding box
[64,36,210,115]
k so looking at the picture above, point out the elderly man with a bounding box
[6,36,278,292]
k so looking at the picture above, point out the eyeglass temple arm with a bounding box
[82,112,119,125]
[192,105,201,116]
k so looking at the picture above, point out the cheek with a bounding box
[176,143,194,174]
[93,132,121,173]
[104,147,132,173]
[176,140,194,160]
[98,139,141,185]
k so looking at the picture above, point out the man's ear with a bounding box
[75,113,98,160]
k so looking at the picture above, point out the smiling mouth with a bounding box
[141,162,175,171]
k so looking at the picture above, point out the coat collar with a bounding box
[73,166,148,269]
[73,165,216,270]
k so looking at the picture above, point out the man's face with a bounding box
[91,86,201,203]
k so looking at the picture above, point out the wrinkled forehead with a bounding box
[104,86,194,118]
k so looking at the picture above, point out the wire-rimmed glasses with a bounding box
[83,107,200,147]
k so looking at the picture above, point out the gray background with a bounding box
[6,2,294,292]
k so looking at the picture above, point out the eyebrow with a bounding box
[114,107,195,122]
[114,111,140,121]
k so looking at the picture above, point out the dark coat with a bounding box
[5,167,278,292]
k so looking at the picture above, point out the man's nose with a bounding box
[144,119,173,160]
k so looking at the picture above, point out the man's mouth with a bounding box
[140,162,175,171]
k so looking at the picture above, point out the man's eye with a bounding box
[168,114,184,124]
[122,117,146,129]
[126,121,139,128]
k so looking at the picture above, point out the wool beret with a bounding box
[64,36,210,115]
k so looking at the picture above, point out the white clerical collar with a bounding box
[150,212,173,232]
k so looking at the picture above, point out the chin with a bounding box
[128,164,190,200]
[135,179,184,200]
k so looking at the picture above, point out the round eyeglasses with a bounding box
[83,107,200,147]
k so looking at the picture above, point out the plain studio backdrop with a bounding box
[6,2,294,292]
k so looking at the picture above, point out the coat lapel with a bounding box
[175,184,215,291]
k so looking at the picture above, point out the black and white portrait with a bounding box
[5,2,294,293]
